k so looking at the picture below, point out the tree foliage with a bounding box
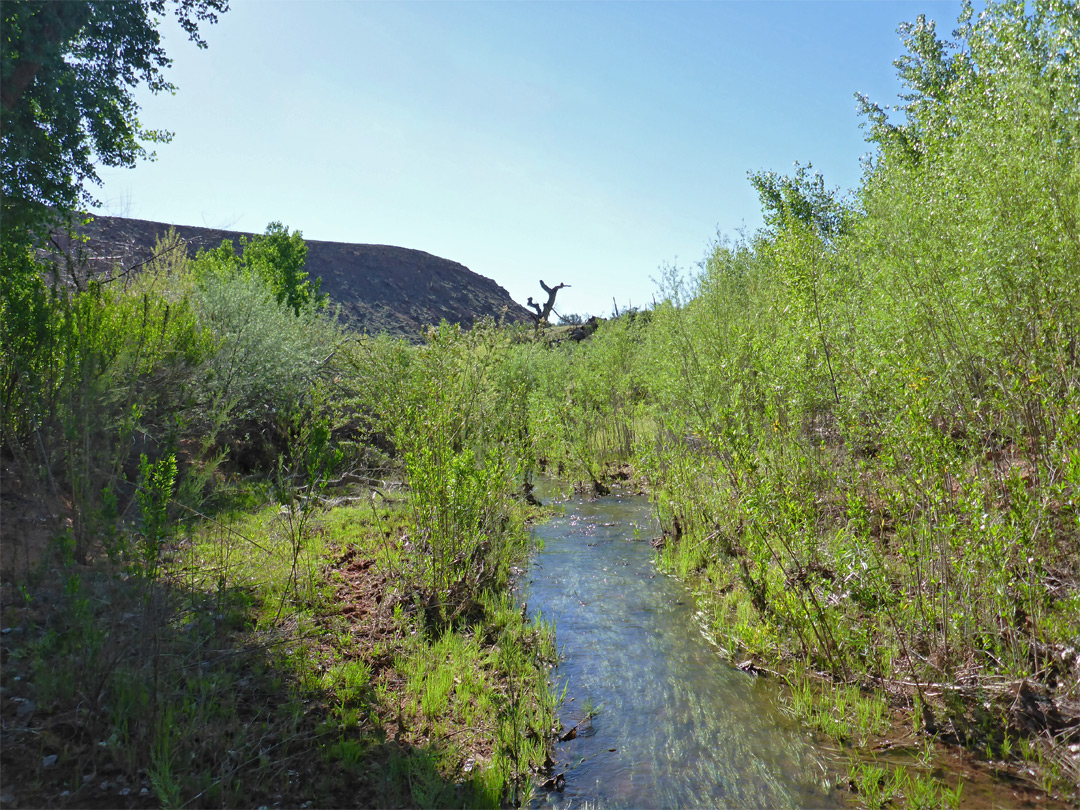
[0,0,228,244]
[242,222,325,316]
[856,0,1080,166]
[193,222,326,316]
[747,162,852,245]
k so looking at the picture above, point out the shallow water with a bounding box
[525,486,843,809]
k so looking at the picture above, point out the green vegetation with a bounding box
[1,222,560,805]
[2,493,555,807]
[1,0,228,242]
[516,1,1079,803]
[3,0,1078,807]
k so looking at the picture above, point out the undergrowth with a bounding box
[511,2,1080,805]
[1,486,556,808]
[4,2,1079,808]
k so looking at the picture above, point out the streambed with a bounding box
[525,484,843,809]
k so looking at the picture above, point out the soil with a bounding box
[0,459,70,580]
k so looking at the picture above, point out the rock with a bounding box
[541,773,566,791]
[737,659,767,677]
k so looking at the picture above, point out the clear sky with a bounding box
[91,0,968,318]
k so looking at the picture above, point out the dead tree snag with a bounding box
[527,280,570,326]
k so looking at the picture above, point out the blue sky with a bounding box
[92,0,967,318]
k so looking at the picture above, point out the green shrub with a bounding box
[192,268,332,425]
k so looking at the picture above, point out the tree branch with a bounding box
[530,280,570,325]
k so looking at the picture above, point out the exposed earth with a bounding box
[53,215,533,339]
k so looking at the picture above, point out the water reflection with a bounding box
[526,488,842,809]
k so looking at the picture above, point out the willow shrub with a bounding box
[372,322,537,623]
[626,0,1080,692]
[0,271,212,562]
[0,226,345,565]
[192,269,333,424]
[524,314,650,489]
[829,1,1080,679]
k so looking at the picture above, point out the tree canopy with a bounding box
[194,222,326,317]
[856,0,1080,167]
[1,0,228,245]
[747,162,851,245]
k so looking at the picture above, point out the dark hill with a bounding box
[61,215,532,338]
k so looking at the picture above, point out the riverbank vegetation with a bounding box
[523,2,1079,804]
[2,0,1078,807]
[1,227,560,806]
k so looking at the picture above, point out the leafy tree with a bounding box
[855,12,967,164]
[748,162,851,245]
[856,0,1080,165]
[193,222,326,316]
[242,222,325,316]
[1,0,228,245]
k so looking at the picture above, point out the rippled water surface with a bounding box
[526,486,842,809]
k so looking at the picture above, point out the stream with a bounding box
[525,484,843,809]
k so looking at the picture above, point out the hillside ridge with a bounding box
[64,215,532,338]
